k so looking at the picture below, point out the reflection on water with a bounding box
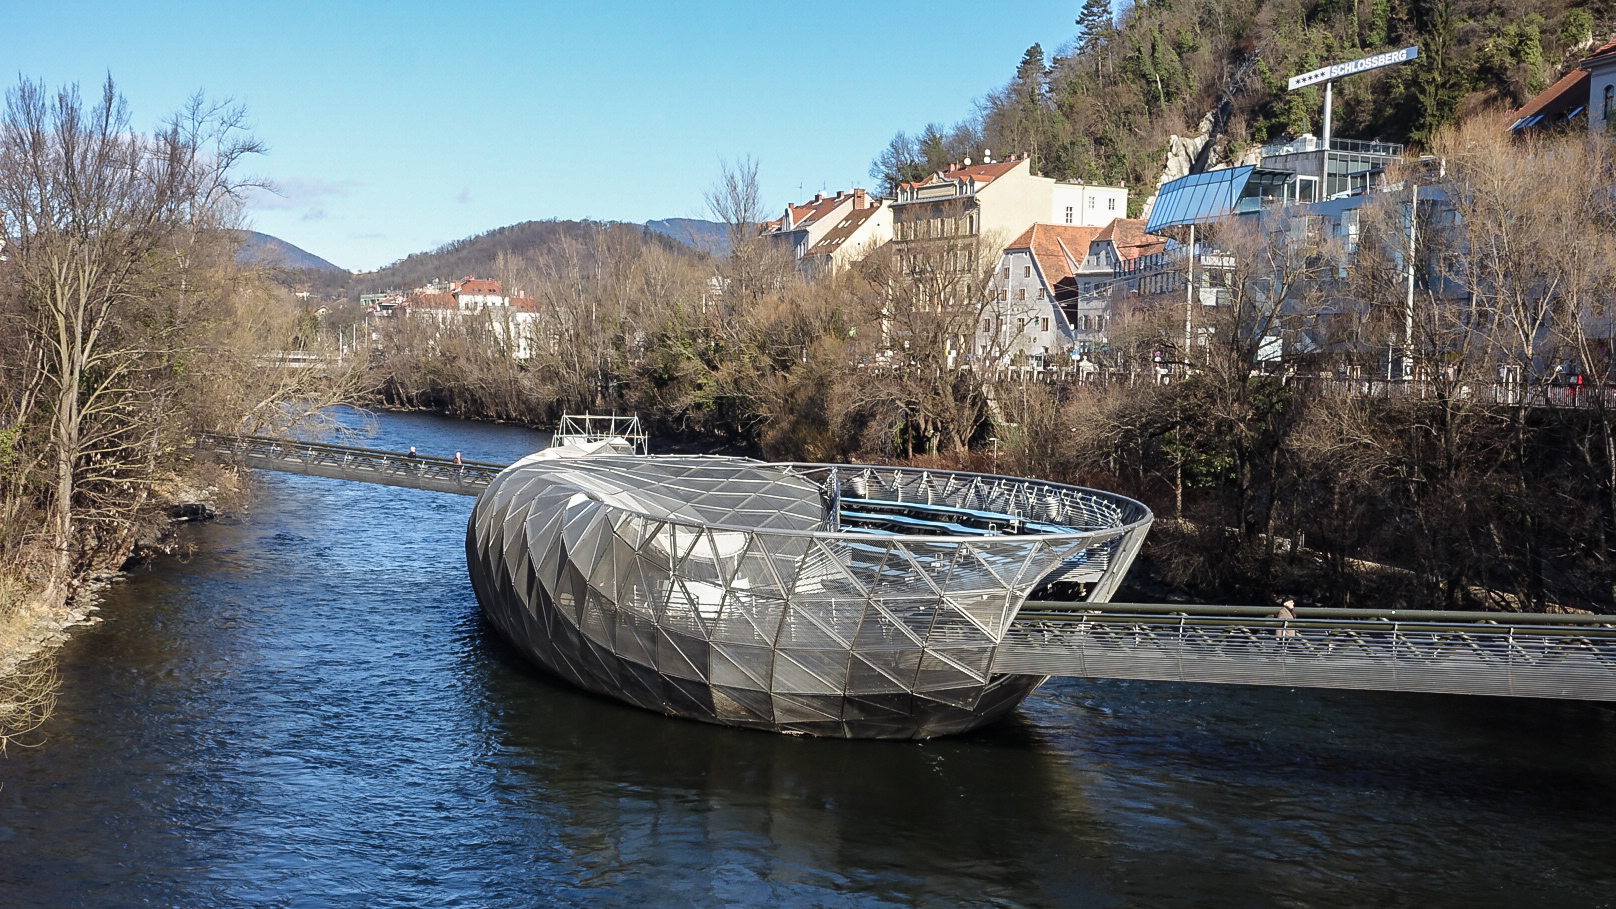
[1,410,1614,908]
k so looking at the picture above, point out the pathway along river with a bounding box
[3,410,1616,908]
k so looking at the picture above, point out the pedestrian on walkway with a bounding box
[1277,598,1299,639]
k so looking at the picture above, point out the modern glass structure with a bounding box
[1144,166,1297,235]
[467,453,1152,739]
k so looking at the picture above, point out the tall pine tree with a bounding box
[1076,0,1113,51]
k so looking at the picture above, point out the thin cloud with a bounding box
[454,187,471,204]
[247,176,359,212]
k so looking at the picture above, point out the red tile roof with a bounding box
[1097,218,1169,260]
[1007,224,1105,285]
[455,277,501,295]
[900,156,1024,192]
[405,292,457,310]
[1510,67,1592,132]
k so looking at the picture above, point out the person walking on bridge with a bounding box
[1277,598,1299,639]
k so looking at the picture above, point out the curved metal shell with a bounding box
[467,455,1151,739]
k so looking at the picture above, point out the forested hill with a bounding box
[346,220,705,297]
[873,0,1614,206]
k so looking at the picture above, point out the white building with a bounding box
[761,188,893,276]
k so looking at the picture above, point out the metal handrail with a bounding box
[198,432,507,493]
[1019,600,1616,628]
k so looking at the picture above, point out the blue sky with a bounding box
[13,1,1089,271]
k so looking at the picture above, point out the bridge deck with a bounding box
[204,434,1616,701]
[201,433,502,495]
[1002,602,1616,701]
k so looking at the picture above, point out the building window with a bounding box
[1087,197,1095,210]
[1108,197,1116,211]
[1082,315,1092,331]
[1064,206,1073,224]
[1017,317,1026,332]
[1040,318,1050,331]
[1017,288,1026,300]
[1036,288,1045,299]
[1024,265,1032,277]
[982,319,991,332]
[1002,267,1010,279]
[1607,84,1615,122]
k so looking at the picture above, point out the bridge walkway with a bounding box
[200,433,501,496]
[204,434,1616,702]
[1002,602,1616,702]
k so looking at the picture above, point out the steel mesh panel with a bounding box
[467,454,1152,739]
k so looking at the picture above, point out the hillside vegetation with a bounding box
[875,0,1614,202]
[346,220,706,298]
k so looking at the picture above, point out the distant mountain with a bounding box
[236,230,345,272]
[644,218,728,256]
[346,219,703,297]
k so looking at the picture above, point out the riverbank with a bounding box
[0,457,250,744]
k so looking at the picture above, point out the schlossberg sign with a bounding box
[1287,47,1419,90]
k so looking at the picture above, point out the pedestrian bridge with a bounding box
[201,433,501,496]
[203,433,1616,704]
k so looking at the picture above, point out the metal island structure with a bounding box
[466,440,1152,739]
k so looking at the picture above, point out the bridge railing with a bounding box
[198,433,508,494]
[1000,601,1616,700]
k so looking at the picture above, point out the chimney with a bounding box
[854,188,867,209]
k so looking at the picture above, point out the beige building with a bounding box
[891,154,1127,258]
[760,188,892,276]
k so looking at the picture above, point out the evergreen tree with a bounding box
[1017,43,1047,88]
[1076,0,1114,50]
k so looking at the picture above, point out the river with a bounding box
[2,409,1614,908]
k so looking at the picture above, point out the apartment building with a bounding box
[891,154,1127,261]
[760,188,892,276]
[975,218,1168,368]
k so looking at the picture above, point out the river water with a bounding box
[3,410,1615,908]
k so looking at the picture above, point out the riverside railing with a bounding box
[1000,601,1616,701]
[199,433,505,495]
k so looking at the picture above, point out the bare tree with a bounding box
[845,230,1003,456]
[705,157,795,308]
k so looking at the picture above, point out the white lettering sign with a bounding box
[1287,46,1419,90]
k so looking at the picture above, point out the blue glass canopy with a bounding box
[1146,167,1295,234]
